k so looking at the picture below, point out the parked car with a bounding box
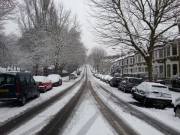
[77,71,81,75]
[174,96,180,118]
[114,73,120,77]
[47,74,62,86]
[171,75,180,88]
[100,74,105,81]
[0,72,40,106]
[110,77,123,87]
[132,82,172,109]
[118,77,143,93]
[33,76,52,93]
[104,75,113,83]
[69,73,77,80]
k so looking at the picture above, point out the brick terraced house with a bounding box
[111,38,180,80]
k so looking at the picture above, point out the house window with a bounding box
[138,55,141,62]
[138,67,141,72]
[130,58,132,64]
[172,44,177,55]
[142,67,144,72]
[173,64,177,75]
[159,49,163,58]
[167,65,171,77]
[154,50,157,59]
[167,46,170,56]
[159,65,163,73]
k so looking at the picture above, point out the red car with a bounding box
[33,76,52,92]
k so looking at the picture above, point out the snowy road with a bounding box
[0,66,180,135]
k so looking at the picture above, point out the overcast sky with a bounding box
[57,0,99,54]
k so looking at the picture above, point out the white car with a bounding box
[132,82,172,109]
[174,97,180,118]
[47,74,62,87]
[104,75,113,83]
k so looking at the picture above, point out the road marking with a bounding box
[114,121,128,135]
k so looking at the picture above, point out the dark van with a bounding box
[0,72,40,106]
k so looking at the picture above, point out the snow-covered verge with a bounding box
[91,72,180,133]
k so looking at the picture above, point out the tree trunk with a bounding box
[146,58,153,82]
[35,64,38,76]
[54,63,58,74]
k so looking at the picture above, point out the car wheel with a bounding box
[36,90,40,98]
[143,97,147,107]
[161,104,166,109]
[123,88,126,93]
[132,92,135,99]
[175,106,180,117]
[20,95,26,106]
[43,87,46,93]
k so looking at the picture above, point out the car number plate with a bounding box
[0,89,9,92]
[156,100,164,103]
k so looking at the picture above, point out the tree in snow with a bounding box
[88,46,107,73]
[0,0,17,31]
[16,0,56,74]
[88,0,180,81]
[16,0,85,74]
[0,0,18,67]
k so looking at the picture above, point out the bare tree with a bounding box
[88,0,180,81]
[88,46,107,73]
[0,0,17,31]
[16,0,85,74]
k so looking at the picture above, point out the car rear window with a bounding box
[19,76,27,86]
[0,74,15,85]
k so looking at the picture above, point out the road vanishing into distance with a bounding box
[0,66,180,135]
